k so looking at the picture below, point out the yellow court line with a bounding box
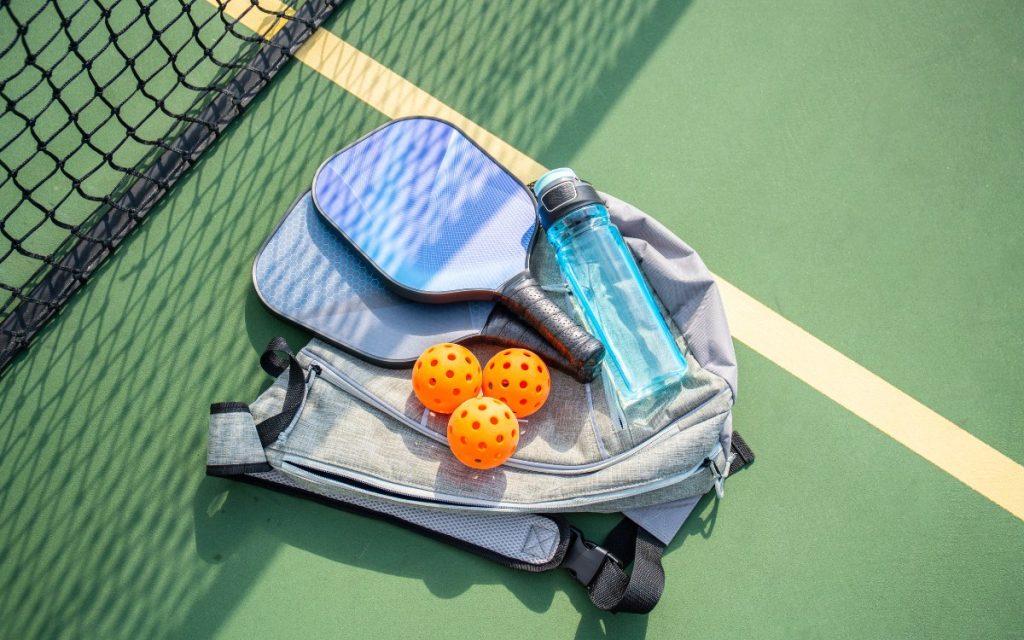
[219,0,294,38]
[719,281,1024,521]
[213,0,1024,522]
[293,26,546,179]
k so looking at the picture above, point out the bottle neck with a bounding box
[546,203,610,247]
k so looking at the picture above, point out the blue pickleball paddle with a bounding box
[311,117,603,382]
[253,191,577,376]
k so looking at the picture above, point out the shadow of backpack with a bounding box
[206,192,754,614]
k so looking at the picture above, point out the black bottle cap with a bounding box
[533,171,603,230]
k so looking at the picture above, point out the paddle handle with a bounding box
[499,272,604,383]
[479,306,577,378]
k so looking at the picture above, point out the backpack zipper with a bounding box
[300,349,728,476]
[280,441,723,513]
[273,363,320,446]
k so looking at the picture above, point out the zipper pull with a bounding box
[707,457,726,499]
[277,364,319,446]
[305,364,321,385]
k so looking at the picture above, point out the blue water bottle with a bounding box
[534,169,687,404]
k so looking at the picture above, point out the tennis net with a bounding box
[0,0,341,374]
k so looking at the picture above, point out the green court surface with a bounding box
[0,0,256,310]
[2,1,1023,638]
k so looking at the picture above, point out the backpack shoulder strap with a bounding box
[561,432,755,613]
[562,518,666,614]
[254,337,309,447]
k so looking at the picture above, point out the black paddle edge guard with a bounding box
[0,0,345,377]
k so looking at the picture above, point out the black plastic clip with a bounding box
[562,527,621,587]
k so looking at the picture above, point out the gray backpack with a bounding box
[206,192,754,614]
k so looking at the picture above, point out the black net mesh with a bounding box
[0,0,340,373]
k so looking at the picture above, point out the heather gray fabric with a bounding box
[603,192,740,537]
[248,470,563,565]
[606,194,736,392]
[624,495,702,546]
[260,342,729,512]
[207,409,267,472]
[207,192,738,539]
[604,192,737,454]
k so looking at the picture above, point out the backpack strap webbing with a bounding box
[560,518,666,613]
[254,337,310,448]
[729,431,755,474]
[561,432,755,613]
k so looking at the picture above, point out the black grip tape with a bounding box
[480,305,578,380]
[498,272,604,382]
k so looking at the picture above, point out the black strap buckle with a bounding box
[562,527,621,587]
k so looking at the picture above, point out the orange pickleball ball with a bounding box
[412,343,482,413]
[447,397,520,469]
[481,348,551,418]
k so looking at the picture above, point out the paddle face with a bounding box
[312,117,537,300]
[253,192,496,366]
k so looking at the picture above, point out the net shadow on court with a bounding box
[0,2,697,638]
